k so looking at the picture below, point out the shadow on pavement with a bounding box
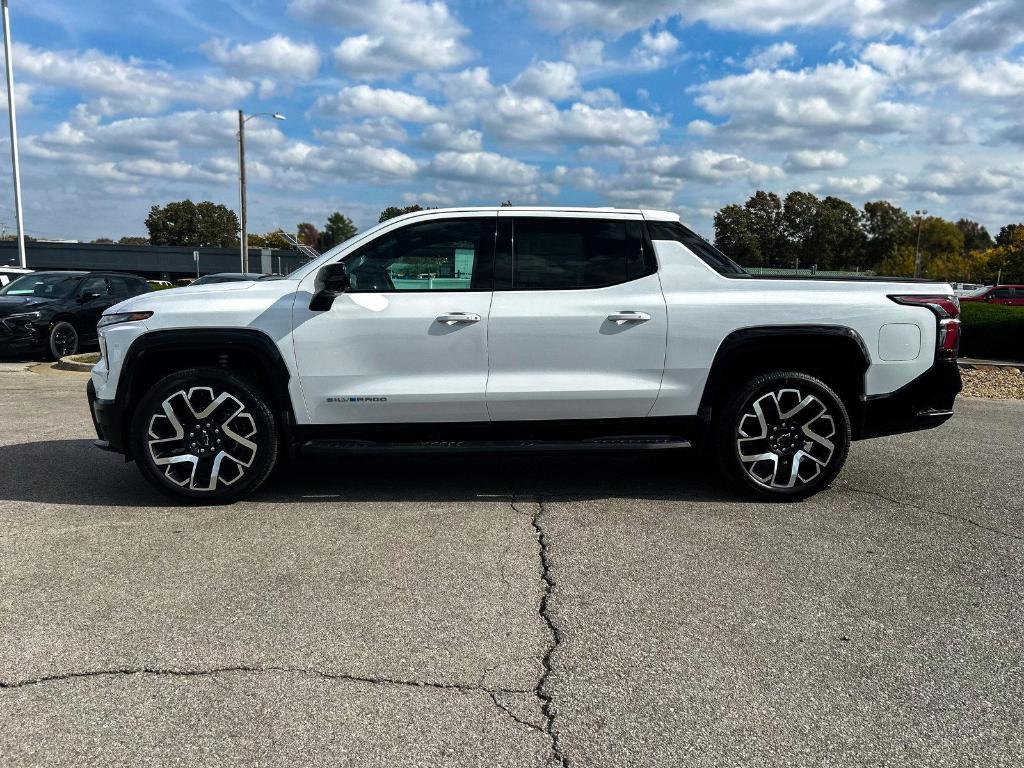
[0,438,746,508]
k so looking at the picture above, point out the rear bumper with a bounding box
[858,360,961,439]
[87,378,126,454]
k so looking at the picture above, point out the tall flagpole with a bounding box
[2,0,26,268]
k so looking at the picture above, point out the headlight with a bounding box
[97,311,153,328]
[5,311,42,321]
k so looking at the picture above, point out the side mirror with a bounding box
[309,262,350,311]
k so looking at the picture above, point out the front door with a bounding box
[486,214,668,421]
[292,214,495,425]
[74,276,120,343]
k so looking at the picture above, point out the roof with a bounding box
[380,205,681,225]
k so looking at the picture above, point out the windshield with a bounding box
[0,273,81,298]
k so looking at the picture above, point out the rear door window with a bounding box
[510,218,649,290]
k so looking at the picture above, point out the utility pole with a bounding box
[237,109,247,272]
[2,0,26,269]
[913,209,927,278]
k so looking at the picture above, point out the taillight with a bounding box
[889,294,960,360]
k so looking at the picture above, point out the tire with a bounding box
[129,367,278,503]
[714,371,851,501]
[48,320,79,360]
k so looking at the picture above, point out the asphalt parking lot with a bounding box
[1,363,1021,767]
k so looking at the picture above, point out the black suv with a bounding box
[0,271,150,359]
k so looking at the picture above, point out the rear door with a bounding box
[291,213,496,425]
[485,213,667,421]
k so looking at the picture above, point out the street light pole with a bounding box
[2,0,26,269]
[913,209,927,279]
[237,110,285,273]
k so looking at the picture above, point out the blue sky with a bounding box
[2,0,1022,241]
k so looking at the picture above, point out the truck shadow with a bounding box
[0,439,745,508]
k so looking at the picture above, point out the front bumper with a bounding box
[859,360,961,439]
[0,317,46,352]
[87,378,126,455]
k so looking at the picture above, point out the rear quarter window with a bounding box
[647,221,747,277]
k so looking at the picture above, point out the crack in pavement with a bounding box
[837,484,1023,541]
[513,496,570,768]
[489,691,545,733]
[0,665,534,697]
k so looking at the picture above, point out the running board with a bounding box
[301,435,692,456]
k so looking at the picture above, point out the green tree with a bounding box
[320,212,358,251]
[713,204,760,266]
[743,191,784,267]
[378,204,424,223]
[118,236,150,246]
[996,223,1022,248]
[817,196,866,270]
[91,237,114,244]
[955,219,993,254]
[781,191,821,269]
[145,200,238,247]
[862,200,912,266]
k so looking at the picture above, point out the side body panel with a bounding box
[650,238,948,418]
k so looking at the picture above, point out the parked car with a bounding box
[0,271,150,359]
[86,207,961,503]
[959,284,1024,306]
[0,266,34,288]
[191,272,266,285]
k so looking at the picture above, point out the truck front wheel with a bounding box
[715,371,851,501]
[130,367,279,503]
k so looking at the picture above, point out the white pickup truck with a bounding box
[87,207,961,502]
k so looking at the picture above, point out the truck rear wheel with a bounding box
[715,371,850,501]
[130,367,278,503]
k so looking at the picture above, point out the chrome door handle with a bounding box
[436,312,481,325]
[607,311,651,324]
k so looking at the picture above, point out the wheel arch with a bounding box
[699,325,871,437]
[114,328,295,459]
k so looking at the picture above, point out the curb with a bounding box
[55,354,99,373]
[958,361,1024,372]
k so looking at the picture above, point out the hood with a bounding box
[102,279,260,315]
[0,295,55,317]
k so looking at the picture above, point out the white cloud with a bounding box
[632,149,784,185]
[291,0,472,78]
[201,35,321,80]
[510,61,579,101]
[784,149,848,171]
[13,43,253,115]
[428,150,540,186]
[525,0,977,37]
[485,93,663,147]
[743,42,798,70]
[312,85,443,123]
[419,123,483,152]
[692,61,923,143]
[629,30,680,70]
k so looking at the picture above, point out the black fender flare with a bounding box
[113,328,295,455]
[698,324,872,420]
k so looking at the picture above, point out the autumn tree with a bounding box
[296,222,320,248]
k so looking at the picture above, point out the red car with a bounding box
[960,285,1024,306]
